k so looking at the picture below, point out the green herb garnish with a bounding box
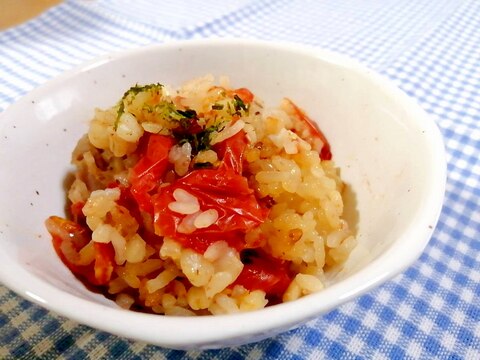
[140,102,198,129]
[115,83,163,129]
[193,162,213,169]
[177,109,197,119]
[176,123,223,154]
[233,94,248,112]
[212,103,224,110]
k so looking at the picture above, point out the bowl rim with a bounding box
[0,38,446,348]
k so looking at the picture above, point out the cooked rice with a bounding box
[45,75,356,315]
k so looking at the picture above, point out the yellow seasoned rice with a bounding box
[46,74,356,315]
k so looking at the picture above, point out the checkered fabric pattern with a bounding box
[1,0,479,358]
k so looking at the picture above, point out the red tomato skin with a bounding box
[232,88,255,104]
[153,131,269,253]
[234,251,291,299]
[70,201,86,225]
[46,216,90,252]
[153,170,268,253]
[92,242,115,285]
[213,131,248,174]
[46,216,115,286]
[130,134,176,213]
[51,233,87,275]
[286,98,332,160]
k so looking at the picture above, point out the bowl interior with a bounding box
[0,40,444,347]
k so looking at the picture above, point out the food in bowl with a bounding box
[45,74,356,315]
[0,40,446,348]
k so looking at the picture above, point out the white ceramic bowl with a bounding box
[0,39,445,349]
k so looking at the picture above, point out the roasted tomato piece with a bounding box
[285,98,332,160]
[130,134,176,213]
[213,131,248,174]
[153,131,269,253]
[45,216,114,285]
[232,88,254,104]
[46,216,90,264]
[153,169,268,253]
[92,242,115,285]
[235,249,291,300]
[70,201,86,225]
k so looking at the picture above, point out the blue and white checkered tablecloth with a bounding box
[1,0,479,358]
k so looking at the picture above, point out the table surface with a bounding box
[0,0,62,30]
[1,0,479,359]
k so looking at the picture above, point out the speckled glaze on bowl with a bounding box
[0,39,446,349]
